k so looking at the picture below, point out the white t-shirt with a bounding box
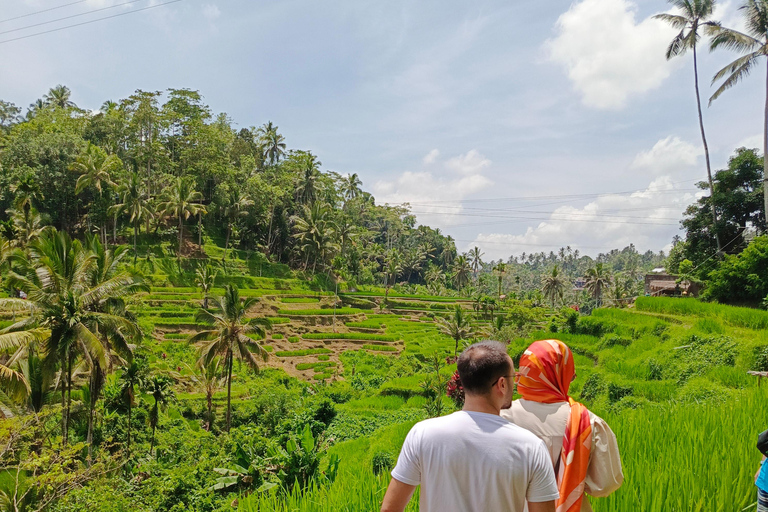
[391,411,560,512]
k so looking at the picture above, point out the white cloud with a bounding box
[422,149,440,165]
[373,149,494,227]
[546,0,679,110]
[466,176,702,260]
[631,136,701,175]
[737,133,763,150]
[202,4,221,21]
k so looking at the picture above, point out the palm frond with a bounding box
[189,329,216,344]
[709,26,761,53]
[0,363,30,400]
[710,52,760,103]
[0,328,48,351]
[653,13,689,30]
[75,322,108,371]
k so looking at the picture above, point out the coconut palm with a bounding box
[71,143,121,196]
[383,250,403,303]
[469,246,484,279]
[44,85,76,109]
[222,189,254,260]
[7,207,47,249]
[256,121,286,165]
[452,255,471,292]
[188,358,224,431]
[189,285,269,432]
[144,375,174,455]
[341,173,362,202]
[291,203,339,272]
[158,177,207,255]
[4,229,143,444]
[585,263,612,307]
[118,360,146,457]
[493,262,507,298]
[654,0,722,251]
[195,264,217,309]
[709,0,768,218]
[437,306,474,358]
[542,265,567,308]
[110,172,152,263]
[295,153,322,205]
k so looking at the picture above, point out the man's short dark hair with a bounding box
[457,340,512,395]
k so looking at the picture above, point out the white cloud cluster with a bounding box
[468,176,700,260]
[373,149,494,227]
[631,136,702,175]
[546,0,679,110]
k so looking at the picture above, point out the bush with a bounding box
[371,451,395,475]
[753,345,768,371]
[580,373,605,402]
[607,383,634,404]
[646,359,664,381]
[599,334,632,349]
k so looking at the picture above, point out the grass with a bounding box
[277,308,363,316]
[280,297,321,303]
[635,296,768,330]
[296,362,337,371]
[362,345,398,352]
[302,333,397,342]
[274,348,333,357]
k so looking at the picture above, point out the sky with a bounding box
[0,0,765,260]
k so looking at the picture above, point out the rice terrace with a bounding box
[4,0,768,511]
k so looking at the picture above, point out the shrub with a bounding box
[371,451,395,475]
[753,345,768,371]
[607,383,634,404]
[272,334,284,339]
[580,373,605,402]
[599,334,632,349]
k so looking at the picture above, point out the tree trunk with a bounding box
[206,391,213,431]
[198,212,202,247]
[87,372,95,465]
[134,220,139,264]
[266,204,275,256]
[226,350,233,432]
[694,44,721,252]
[150,421,156,456]
[178,215,183,258]
[224,223,230,262]
[764,58,768,226]
[65,351,73,445]
[60,350,67,445]
[127,399,132,457]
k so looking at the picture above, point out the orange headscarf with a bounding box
[517,340,592,512]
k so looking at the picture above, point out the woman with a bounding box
[756,455,768,511]
[501,339,623,512]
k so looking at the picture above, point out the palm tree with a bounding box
[452,255,471,292]
[118,360,145,457]
[110,172,152,263]
[4,229,143,444]
[71,143,122,244]
[469,246,484,279]
[383,250,403,303]
[585,263,612,307]
[144,375,174,455]
[709,0,768,218]
[654,0,722,252]
[493,262,507,298]
[222,189,254,260]
[158,177,207,255]
[295,153,321,205]
[437,306,474,358]
[256,121,286,165]
[291,203,339,272]
[188,285,269,432]
[188,358,224,431]
[341,173,362,202]
[542,265,567,308]
[195,264,217,309]
[44,85,76,109]
[27,98,46,119]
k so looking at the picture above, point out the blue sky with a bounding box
[1,0,764,259]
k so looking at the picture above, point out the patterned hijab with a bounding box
[516,339,592,512]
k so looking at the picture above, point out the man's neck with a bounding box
[463,394,500,416]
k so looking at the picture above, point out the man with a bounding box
[381,340,559,512]
[501,340,623,512]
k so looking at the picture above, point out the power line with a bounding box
[0,0,149,36]
[0,0,90,24]
[0,0,183,45]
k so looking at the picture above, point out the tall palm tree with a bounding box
[27,98,46,119]
[158,177,207,255]
[71,143,121,196]
[542,265,567,308]
[144,375,174,455]
[654,0,722,252]
[188,358,224,431]
[383,250,403,303]
[469,246,484,280]
[452,255,471,292]
[110,172,152,263]
[493,262,507,299]
[4,229,143,444]
[222,189,254,260]
[295,153,321,205]
[437,306,474,358]
[709,0,768,218]
[195,264,217,309]
[291,203,339,272]
[585,263,612,307]
[341,173,362,202]
[189,285,269,432]
[44,85,76,109]
[256,122,286,165]
[118,360,145,457]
